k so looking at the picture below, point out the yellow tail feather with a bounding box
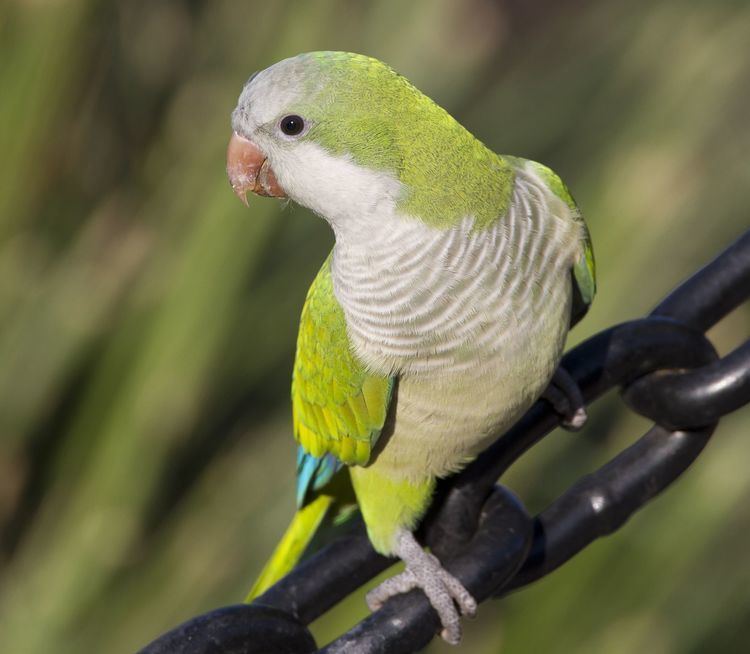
[245,495,333,602]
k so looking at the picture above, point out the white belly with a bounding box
[374,274,571,480]
[331,164,583,480]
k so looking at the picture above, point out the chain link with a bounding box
[139,229,750,654]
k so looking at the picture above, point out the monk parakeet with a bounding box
[227,51,595,644]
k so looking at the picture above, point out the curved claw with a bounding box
[564,406,588,430]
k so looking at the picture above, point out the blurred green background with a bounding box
[1,0,749,652]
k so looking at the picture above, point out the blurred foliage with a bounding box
[0,0,748,652]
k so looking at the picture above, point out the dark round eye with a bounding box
[280,115,305,136]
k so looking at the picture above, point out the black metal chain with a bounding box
[139,229,750,654]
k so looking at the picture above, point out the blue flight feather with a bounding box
[296,446,342,507]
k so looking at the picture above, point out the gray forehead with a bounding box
[232,55,321,133]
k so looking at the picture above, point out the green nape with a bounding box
[245,495,333,602]
[297,52,514,230]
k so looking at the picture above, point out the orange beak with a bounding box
[226,132,286,205]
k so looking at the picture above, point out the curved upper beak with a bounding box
[226,132,286,205]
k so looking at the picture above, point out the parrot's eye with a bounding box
[280,115,305,136]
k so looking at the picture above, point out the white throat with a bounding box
[327,163,582,379]
[271,141,406,241]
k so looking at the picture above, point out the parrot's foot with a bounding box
[543,367,587,430]
[366,529,476,645]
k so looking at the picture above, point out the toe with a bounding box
[453,587,477,618]
[422,583,462,644]
[439,570,477,617]
[440,623,462,646]
[365,589,383,612]
[366,570,418,612]
[563,407,588,431]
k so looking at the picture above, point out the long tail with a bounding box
[245,495,333,602]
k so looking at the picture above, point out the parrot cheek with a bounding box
[226,132,287,204]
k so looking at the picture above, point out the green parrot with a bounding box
[227,51,595,644]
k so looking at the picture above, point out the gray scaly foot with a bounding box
[543,366,587,430]
[366,529,476,645]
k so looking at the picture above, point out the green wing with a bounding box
[528,160,596,323]
[292,255,394,492]
[571,219,596,322]
[249,261,392,599]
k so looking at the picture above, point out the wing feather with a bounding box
[293,255,394,506]
[527,160,596,324]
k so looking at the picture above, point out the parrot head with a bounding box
[228,52,418,223]
[228,51,510,232]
